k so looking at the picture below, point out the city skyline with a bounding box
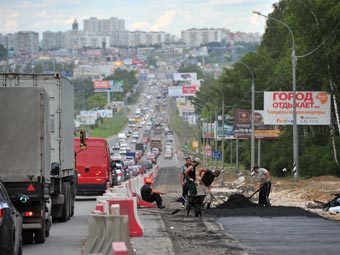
[0,0,276,35]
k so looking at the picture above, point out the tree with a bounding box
[197,0,340,177]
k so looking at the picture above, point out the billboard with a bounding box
[182,85,197,96]
[264,91,331,125]
[216,115,234,140]
[173,73,197,81]
[93,80,111,89]
[168,86,198,97]
[77,111,98,125]
[202,122,216,139]
[112,81,124,92]
[168,86,182,97]
[233,109,281,139]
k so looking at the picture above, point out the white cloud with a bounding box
[129,21,151,31]
[149,10,176,31]
[0,8,19,33]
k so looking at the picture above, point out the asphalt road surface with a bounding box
[217,216,340,255]
[23,200,95,255]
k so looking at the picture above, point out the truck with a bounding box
[74,138,111,195]
[0,74,77,244]
[150,136,162,151]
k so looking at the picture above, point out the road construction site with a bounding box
[134,154,340,255]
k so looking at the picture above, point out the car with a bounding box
[124,156,135,166]
[131,138,137,144]
[147,152,157,163]
[164,150,173,159]
[0,181,23,254]
[142,161,153,171]
[111,143,120,150]
[132,132,139,139]
[151,148,160,157]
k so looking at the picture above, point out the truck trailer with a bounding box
[0,74,77,244]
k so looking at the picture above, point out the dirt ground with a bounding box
[147,165,340,255]
[212,171,340,221]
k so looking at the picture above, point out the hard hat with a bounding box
[193,157,201,163]
[145,178,153,184]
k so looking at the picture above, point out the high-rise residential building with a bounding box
[0,33,14,50]
[65,30,80,49]
[13,31,39,54]
[42,31,66,50]
[78,34,110,48]
[181,28,222,47]
[83,17,126,46]
[127,31,166,47]
[72,19,79,31]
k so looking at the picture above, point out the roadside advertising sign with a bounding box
[233,109,281,139]
[202,122,216,139]
[93,80,111,89]
[264,91,331,125]
[216,115,234,140]
[182,85,197,96]
[205,145,212,156]
[112,81,124,92]
[168,86,182,97]
[77,111,97,125]
[212,151,222,160]
[173,73,197,81]
[192,140,199,149]
[97,109,113,118]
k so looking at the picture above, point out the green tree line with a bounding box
[196,0,340,177]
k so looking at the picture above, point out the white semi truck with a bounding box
[0,74,77,244]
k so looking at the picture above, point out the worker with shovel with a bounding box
[198,169,221,209]
[252,166,271,206]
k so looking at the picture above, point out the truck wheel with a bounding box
[68,183,72,219]
[22,231,33,244]
[60,182,70,222]
[34,220,46,244]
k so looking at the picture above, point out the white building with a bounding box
[127,31,166,47]
[14,31,39,54]
[181,28,222,47]
[65,30,80,49]
[41,31,66,50]
[0,33,14,50]
[78,34,110,49]
[83,17,126,46]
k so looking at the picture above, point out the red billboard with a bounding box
[93,80,110,89]
[182,85,197,95]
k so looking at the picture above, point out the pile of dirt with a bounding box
[215,194,259,209]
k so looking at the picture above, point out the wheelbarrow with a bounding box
[186,195,206,217]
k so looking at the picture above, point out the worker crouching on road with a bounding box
[198,169,220,209]
[184,158,201,196]
[141,178,165,209]
[252,166,271,206]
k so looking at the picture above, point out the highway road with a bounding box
[23,200,94,255]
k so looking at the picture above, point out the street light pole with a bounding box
[239,61,255,170]
[253,11,299,180]
[211,86,225,170]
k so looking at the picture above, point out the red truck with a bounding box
[74,137,111,194]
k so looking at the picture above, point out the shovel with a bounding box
[248,188,260,200]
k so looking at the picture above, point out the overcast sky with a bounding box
[0,0,277,36]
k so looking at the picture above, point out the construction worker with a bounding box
[179,157,192,207]
[184,157,200,196]
[252,166,271,206]
[198,169,220,209]
[140,178,165,209]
